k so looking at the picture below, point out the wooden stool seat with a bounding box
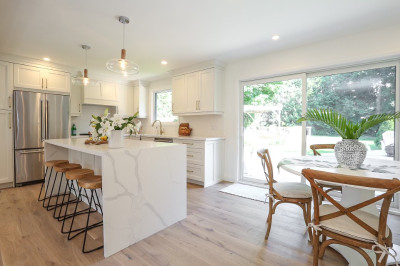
[54,163,82,173]
[66,169,94,180]
[78,175,102,190]
[45,160,69,167]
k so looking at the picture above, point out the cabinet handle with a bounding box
[187,154,194,157]
[46,78,48,89]
[8,112,11,129]
[78,104,81,112]
[8,96,11,108]
[172,103,174,112]
[187,170,194,173]
[41,78,44,88]
[198,100,200,110]
[182,142,194,145]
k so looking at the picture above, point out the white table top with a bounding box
[278,156,400,190]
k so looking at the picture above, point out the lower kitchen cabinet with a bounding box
[0,110,14,186]
[174,138,224,187]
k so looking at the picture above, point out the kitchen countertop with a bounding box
[128,133,225,141]
[45,138,180,156]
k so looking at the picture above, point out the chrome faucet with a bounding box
[152,120,163,135]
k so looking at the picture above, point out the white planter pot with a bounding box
[334,139,367,169]
[108,130,124,148]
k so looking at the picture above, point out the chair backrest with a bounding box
[302,168,400,243]
[382,131,395,146]
[310,144,335,156]
[257,149,277,195]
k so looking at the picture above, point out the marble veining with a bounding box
[45,138,187,257]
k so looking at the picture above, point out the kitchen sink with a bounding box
[154,137,173,143]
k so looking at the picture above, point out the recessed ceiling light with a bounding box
[161,60,168,65]
[272,35,280,41]
[43,57,51,61]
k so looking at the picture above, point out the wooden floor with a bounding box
[1,182,399,266]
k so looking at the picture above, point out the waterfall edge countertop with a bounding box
[44,138,187,257]
[45,138,180,156]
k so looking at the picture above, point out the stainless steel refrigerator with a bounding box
[13,90,69,185]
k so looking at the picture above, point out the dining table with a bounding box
[277,155,400,266]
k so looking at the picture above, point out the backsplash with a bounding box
[71,105,117,135]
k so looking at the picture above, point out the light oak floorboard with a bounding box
[1,182,398,265]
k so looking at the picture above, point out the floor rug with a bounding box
[219,183,267,202]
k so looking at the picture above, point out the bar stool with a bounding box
[59,168,94,232]
[69,175,103,253]
[40,160,69,208]
[49,163,82,218]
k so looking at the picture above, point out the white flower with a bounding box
[98,120,112,137]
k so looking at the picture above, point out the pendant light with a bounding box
[73,45,98,86]
[106,16,139,76]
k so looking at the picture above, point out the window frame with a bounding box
[151,88,178,126]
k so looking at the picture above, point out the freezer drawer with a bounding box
[15,149,45,184]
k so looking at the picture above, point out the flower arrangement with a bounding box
[90,108,141,140]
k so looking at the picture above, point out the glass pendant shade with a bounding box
[106,16,139,76]
[72,45,98,86]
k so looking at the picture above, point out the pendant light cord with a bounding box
[122,23,126,49]
[85,48,88,68]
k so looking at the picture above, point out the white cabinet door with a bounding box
[172,75,186,114]
[185,72,200,112]
[83,83,102,101]
[101,81,118,102]
[133,83,147,118]
[14,64,44,90]
[45,70,70,93]
[70,82,82,116]
[199,69,214,112]
[0,61,13,110]
[0,110,13,184]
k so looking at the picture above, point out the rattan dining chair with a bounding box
[257,148,312,241]
[310,144,342,204]
[302,169,400,266]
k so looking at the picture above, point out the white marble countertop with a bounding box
[127,133,225,141]
[45,138,180,156]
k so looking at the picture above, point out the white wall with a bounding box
[223,23,400,182]
[71,105,116,135]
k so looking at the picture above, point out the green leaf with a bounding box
[297,109,400,139]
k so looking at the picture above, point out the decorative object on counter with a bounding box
[84,138,108,145]
[71,124,77,136]
[106,16,139,76]
[179,123,192,136]
[89,108,141,148]
[297,109,400,169]
[72,45,99,86]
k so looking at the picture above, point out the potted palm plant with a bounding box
[297,109,400,169]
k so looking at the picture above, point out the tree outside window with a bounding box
[154,90,178,122]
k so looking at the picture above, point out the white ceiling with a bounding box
[0,0,399,81]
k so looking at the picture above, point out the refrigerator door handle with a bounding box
[40,100,44,141]
[46,100,49,139]
[20,149,44,154]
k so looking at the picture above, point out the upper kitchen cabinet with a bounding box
[172,75,186,114]
[83,81,119,106]
[0,61,13,110]
[45,69,70,93]
[132,80,148,118]
[171,62,223,116]
[70,82,82,116]
[117,83,134,116]
[14,64,70,93]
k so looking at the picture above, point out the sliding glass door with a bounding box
[240,62,399,187]
[240,75,305,184]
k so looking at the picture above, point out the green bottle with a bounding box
[71,124,77,136]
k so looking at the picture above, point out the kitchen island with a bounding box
[44,138,187,257]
